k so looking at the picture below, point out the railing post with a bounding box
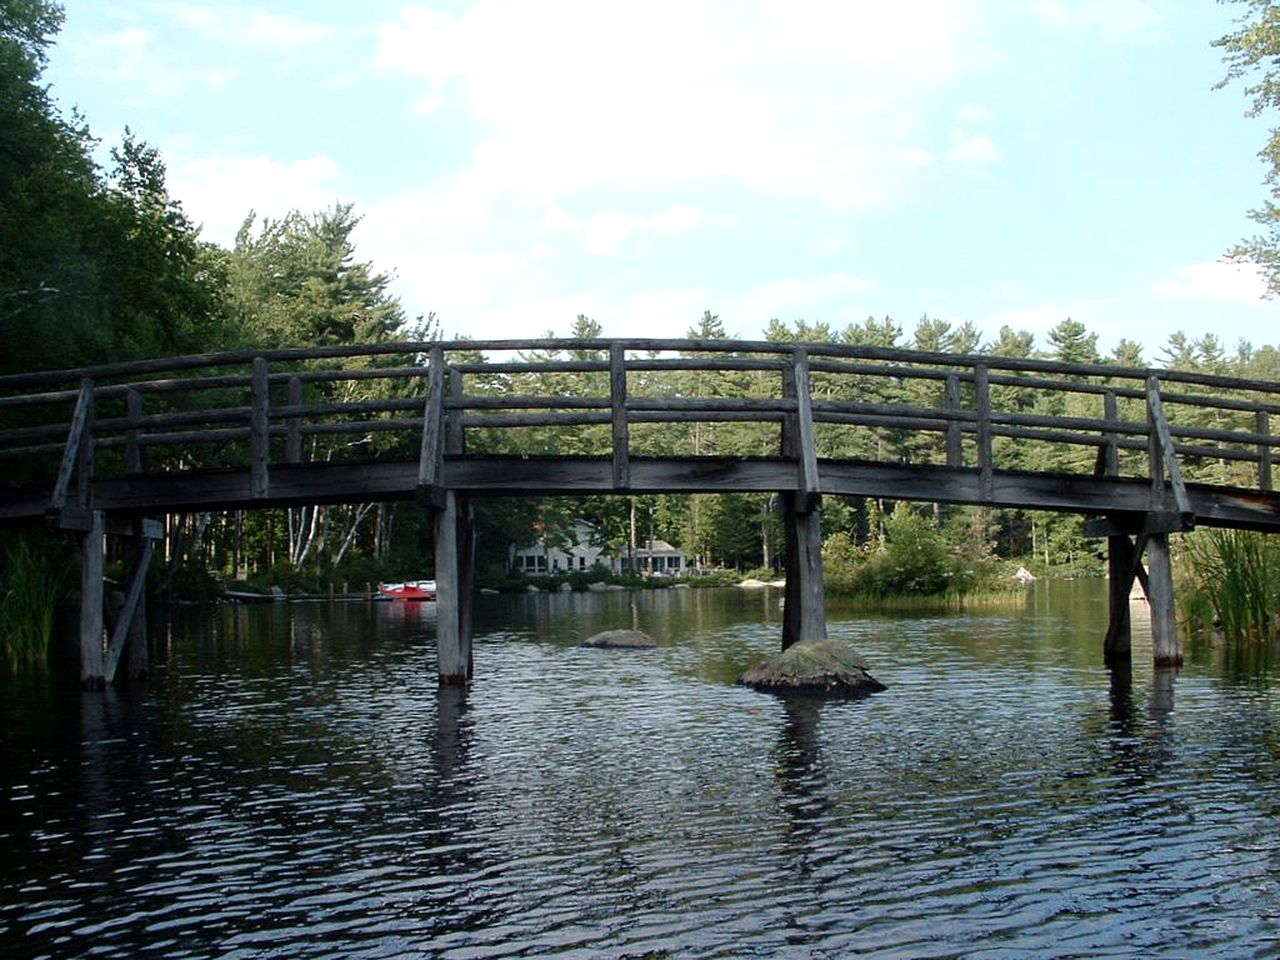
[1146,376,1191,518]
[974,364,993,501]
[611,342,629,489]
[50,378,95,515]
[418,345,445,501]
[945,373,963,469]
[1259,410,1273,493]
[447,365,465,456]
[125,388,144,475]
[250,357,270,498]
[792,348,820,505]
[1102,389,1119,477]
[285,376,303,465]
[76,379,95,509]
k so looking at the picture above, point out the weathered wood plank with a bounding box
[285,376,303,464]
[434,491,472,685]
[125,388,144,474]
[104,536,152,683]
[1146,533,1181,666]
[1102,390,1120,478]
[792,349,820,503]
[50,379,94,511]
[974,364,993,501]
[1260,410,1273,492]
[446,366,465,456]
[79,510,105,688]
[417,346,445,495]
[249,357,270,498]
[945,374,963,468]
[1146,377,1191,517]
[611,343,629,488]
[782,491,827,649]
[1104,532,1135,661]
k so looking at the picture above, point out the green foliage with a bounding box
[229,205,404,349]
[1179,529,1280,640]
[822,505,1006,602]
[1215,0,1280,294]
[0,532,69,669]
[0,7,236,375]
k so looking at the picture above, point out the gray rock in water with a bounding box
[582,629,657,649]
[740,638,885,697]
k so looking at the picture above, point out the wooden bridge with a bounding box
[2,338,1279,686]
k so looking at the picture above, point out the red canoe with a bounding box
[377,579,437,601]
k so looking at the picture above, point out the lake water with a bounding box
[3,581,1280,959]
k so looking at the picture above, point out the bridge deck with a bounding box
[1,337,1277,531]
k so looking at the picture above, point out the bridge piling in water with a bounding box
[433,491,475,685]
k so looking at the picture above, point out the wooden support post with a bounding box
[124,527,151,680]
[105,530,152,683]
[611,342,629,489]
[434,491,474,684]
[80,510,105,688]
[945,374,963,469]
[781,490,827,650]
[1146,532,1181,666]
[1105,532,1135,662]
[285,376,303,464]
[974,364,993,502]
[250,357,270,498]
[1259,410,1273,493]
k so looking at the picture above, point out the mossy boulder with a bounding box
[582,629,657,649]
[740,638,886,696]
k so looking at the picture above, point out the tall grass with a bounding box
[0,535,70,669]
[1179,529,1280,641]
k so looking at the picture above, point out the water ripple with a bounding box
[4,584,1280,957]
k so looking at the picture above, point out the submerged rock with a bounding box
[582,629,657,649]
[740,638,886,696]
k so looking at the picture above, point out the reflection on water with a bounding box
[3,580,1280,958]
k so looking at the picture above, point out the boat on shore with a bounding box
[377,579,437,601]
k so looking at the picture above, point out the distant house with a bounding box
[509,519,608,575]
[616,539,687,576]
[509,522,689,577]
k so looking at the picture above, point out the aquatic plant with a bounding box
[0,534,70,669]
[1179,529,1280,641]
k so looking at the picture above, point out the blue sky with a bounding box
[43,1,1280,357]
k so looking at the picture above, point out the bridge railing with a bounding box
[1,339,1278,519]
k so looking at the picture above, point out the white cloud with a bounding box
[372,1,986,210]
[1027,0,1167,43]
[957,104,992,123]
[170,153,342,244]
[169,4,332,50]
[584,211,633,256]
[730,274,879,327]
[1151,261,1269,304]
[947,130,1002,167]
[904,147,935,167]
